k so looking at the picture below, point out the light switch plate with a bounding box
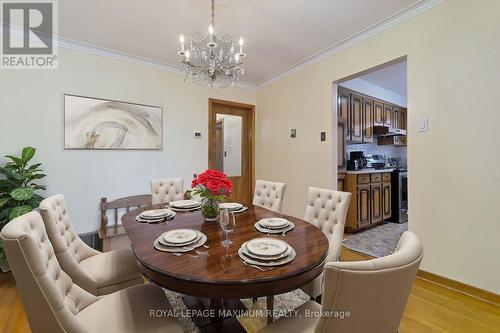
[291,129,297,138]
[418,117,428,132]
[193,132,202,139]
[320,132,326,141]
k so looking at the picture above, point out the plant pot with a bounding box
[201,197,220,222]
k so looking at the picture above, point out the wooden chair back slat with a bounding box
[100,194,152,234]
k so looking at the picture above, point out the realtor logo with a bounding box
[1,0,58,69]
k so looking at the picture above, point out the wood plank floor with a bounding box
[1,247,498,333]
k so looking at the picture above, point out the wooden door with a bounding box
[357,185,370,228]
[350,93,363,143]
[363,98,374,143]
[337,121,346,170]
[383,181,392,220]
[384,104,393,127]
[374,100,384,126]
[370,183,383,224]
[209,99,255,205]
[338,87,350,122]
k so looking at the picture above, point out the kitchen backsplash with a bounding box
[347,142,407,168]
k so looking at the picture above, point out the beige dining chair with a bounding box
[252,180,287,213]
[301,187,351,300]
[39,195,143,296]
[259,231,423,333]
[1,211,182,333]
[150,177,184,204]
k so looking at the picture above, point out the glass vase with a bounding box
[201,197,220,222]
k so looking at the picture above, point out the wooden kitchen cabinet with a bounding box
[383,181,392,220]
[337,121,346,170]
[337,172,346,191]
[393,108,401,129]
[338,87,350,122]
[384,104,393,127]
[363,98,374,143]
[345,171,393,232]
[374,100,384,126]
[349,93,363,142]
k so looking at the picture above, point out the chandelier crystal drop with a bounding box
[178,0,246,88]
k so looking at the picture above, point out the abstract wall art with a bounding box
[64,94,162,150]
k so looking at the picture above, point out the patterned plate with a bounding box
[154,232,207,253]
[140,209,175,219]
[163,229,198,244]
[219,202,243,211]
[240,241,293,261]
[258,218,290,229]
[246,238,288,257]
[169,200,201,209]
[238,246,296,267]
[254,221,295,234]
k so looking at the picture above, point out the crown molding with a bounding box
[256,0,445,89]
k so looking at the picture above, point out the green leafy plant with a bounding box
[0,147,46,267]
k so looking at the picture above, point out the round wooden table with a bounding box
[122,204,328,330]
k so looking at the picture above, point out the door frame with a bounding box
[208,98,256,202]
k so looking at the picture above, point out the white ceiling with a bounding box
[58,0,424,86]
[359,60,408,96]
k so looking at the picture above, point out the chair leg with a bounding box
[253,297,258,303]
[267,295,274,324]
[315,295,322,304]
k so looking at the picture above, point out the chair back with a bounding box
[150,177,184,204]
[100,194,151,232]
[1,211,98,333]
[304,187,351,262]
[252,180,286,213]
[39,194,100,293]
[316,231,423,333]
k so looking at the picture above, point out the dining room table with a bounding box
[122,203,329,332]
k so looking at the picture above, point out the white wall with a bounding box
[0,48,256,233]
[256,0,500,293]
[340,77,407,107]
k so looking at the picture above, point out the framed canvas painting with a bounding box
[64,94,163,150]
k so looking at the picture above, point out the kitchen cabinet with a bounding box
[345,171,393,232]
[349,93,363,142]
[393,108,401,129]
[384,104,393,127]
[337,121,346,170]
[338,87,350,122]
[378,135,406,146]
[374,100,384,126]
[337,172,346,191]
[363,98,374,143]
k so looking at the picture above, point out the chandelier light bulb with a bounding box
[179,35,185,43]
[185,50,190,60]
[208,24,214,35]
[239,38,244,46]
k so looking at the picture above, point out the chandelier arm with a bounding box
[211,0,215,27]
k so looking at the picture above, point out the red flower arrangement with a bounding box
[191,169,232,199]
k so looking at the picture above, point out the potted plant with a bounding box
[191,170,232,222]
[0,147,46,272]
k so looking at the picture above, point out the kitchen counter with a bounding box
[345,168,394,175]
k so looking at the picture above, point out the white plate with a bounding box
[170,200,201,209]
[240,241,292,261]
[154,232,207,253]
[162,229,198,244]
[254,222,295,234]
[233,206,248,214]
[246,238,288,257]
[239,247,296,267]
[159,231,201,247]
[219,202,243,211]
[258,218,289,229]
[169,206,201,212]
[140,209,175,219]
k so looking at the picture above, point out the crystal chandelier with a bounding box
[178,0,246,88]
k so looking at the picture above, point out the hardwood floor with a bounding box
[1,247,498,332]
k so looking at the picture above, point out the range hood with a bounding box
[373,126,406,137]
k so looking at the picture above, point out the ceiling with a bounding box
[58,0,424,86]
[359,60,407,96]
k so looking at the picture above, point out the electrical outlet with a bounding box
[193,132,202,139]
[320,132,326,141]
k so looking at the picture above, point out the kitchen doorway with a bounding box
[208,98,255,205]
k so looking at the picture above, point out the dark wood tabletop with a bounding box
[122,204,329,299]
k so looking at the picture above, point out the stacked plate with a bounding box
[254,217,295,234]
[136,208,176,223]
[219,202,248,213]
[154,228,207,253]
[169,200,201,212]
[239,238,296,267]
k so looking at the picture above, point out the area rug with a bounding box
[342,222,408,258]
[163,288,310,333]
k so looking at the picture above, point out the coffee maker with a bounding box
[348,151,367,170]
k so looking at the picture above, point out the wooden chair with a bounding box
[99,194,151,252]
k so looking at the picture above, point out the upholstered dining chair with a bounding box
[252,180,287,213]
[259,231,423,333]
[1,211,182,333]
[150,177,184,204]
[39,195,143,296]
[301,187,351,300]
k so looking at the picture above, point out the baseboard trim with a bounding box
[417,270,500,307]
